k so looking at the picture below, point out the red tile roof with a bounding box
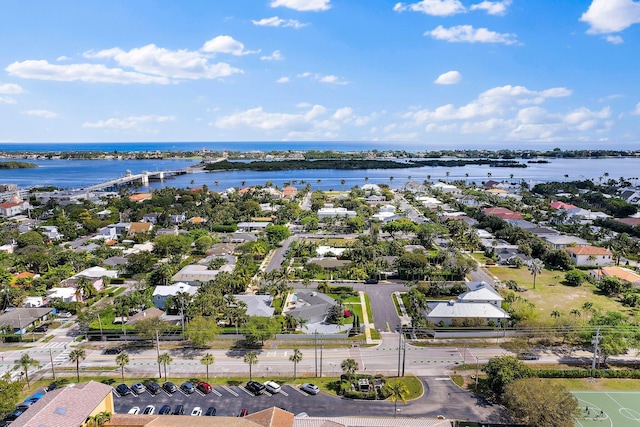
[550,201,577,210]
[566,245,612,256]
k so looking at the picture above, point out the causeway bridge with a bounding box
[81,166,200,191]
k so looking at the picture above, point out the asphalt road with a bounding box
[350,282,408,333]
[112,376,504,421]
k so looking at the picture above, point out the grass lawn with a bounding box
[342,303,363,325]
[328,293,360,303]
[392,293,402,316]
[487,266,628,317]
[363,293,374,323]
[471,252,493,265]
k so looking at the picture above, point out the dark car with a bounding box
[3,409,25,422]
[196,381,212,394]
[246,381,265,395]
[104,346,123,355]
[33,324,49,332]
[173,404,185,415]
[115,384,132,396]
[145,381,161,395]
[162,382,178,394]
[204,406,217,416]
[517,352,540,360]
[364,278,379,284]
[180,382,195,394]
[159,405,172,415]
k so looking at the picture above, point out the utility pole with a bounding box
[401,335,406,377]
[97,312,104,341]
[49,348,56,381]
[320,336,323,378]
[156,329,162,379]
[314,331,318,377]
[397,325,402,377]
[591,327,601,371]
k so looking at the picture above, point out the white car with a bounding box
[58,311,72,318]
[191,407,202,416]
[300,383,319,395]
[128,406,140,415]
[264,380,281,394]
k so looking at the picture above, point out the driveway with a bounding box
[351,281,408,333]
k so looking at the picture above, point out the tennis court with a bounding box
[573,391,640,427]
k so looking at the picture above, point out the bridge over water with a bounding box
[81,167,197,191]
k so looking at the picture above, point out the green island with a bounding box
[203,158,526,172]
[0,161,37,169]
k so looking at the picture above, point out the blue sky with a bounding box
[1,0,640,147]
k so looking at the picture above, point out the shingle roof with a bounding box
[293,417,451,427]
[246,407,295,427]
[11,381,113,427]
[108,414,264,426]
[566,245,612,256]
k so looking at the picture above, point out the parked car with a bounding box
[131,382,145,394]
[115,384,132,396]
[15,403,32,412]
[204,406,217,416]
[3,409,25,422]
[191,407,202,416]
[238,408,249,417]
[104,346,123,355]
[24,393,44,404]
[162,382,178,394]
[145,381,161,395]
[517,352,540,360]
[173,405,185,415]
[143,405,155,415]
[159,405,172,415]
[196,381,212,394]
[33,324,49,332]
[127,407,140,415]
[264,380,281,394]
[58,311,72,318]
[364,278,379,284]
[300,383,319,395]
[246,381,266,395]
[180,382,195,394]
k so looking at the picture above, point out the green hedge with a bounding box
[533,369,640,379]
[211,224,238,232]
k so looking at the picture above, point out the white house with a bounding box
[66,266,118,292]
[0,196,29,217]
[373,205,396,222]
[317,207,356,219]
[432,182,461,195]
[24,296,44,308]
[425,282,510,326]
[47,287,77,303]
[237,222,271,232]
[566,245,613,267]
[41,225,63,241]
[152,282,197,309]
[543,234,589,249]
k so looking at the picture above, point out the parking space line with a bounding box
[263,391,273,397]
[221,386,238,397]
[239,386,254,396]
[288,385,309,396]
[211,389,222,397]
[112,390,122,398]
[196,390,205,397]
[280,390,289,397]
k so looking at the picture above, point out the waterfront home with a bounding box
[24,296,44,308]
[282,186,298,198]
[432,182,461,195]
[566,245,613,267]
[590,266,640,287]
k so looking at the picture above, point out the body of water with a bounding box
[0,157,638,191]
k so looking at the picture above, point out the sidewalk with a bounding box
[393,291,411,326]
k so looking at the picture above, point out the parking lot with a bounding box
[113,382,323,417]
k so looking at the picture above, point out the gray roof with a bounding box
[293,417,451,427]
[103,256,128,267]
[427,301,509,319]
[0,307,54,329]
[285,290,336,321]
[234,295,275,317]
[307,258,349,269]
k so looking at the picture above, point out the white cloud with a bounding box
[632,103,640,115]
[427,25,518,44]
[214,106,323,131]
[270,0,331,11]
[0,83,24,94]
[83,115,175,129]
[470,0,512,16]
[6,60,170,84]
[605,35,624,44]
[580,0,640,34]
[403,85,572,124]
[297,72,348,85]
[56,55,71,61]
[393,0,466,16]
[0,97,17,104]
[434,70,461,85]
[276,76,290,83]
[261,50,284,61]
[201,35,258,56]
[252,16,307,28]
[22,109,58,118]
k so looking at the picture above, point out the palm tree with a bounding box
[383,380,409,418]
[570,309,581,317]
[158,352,172,381]
[340,179,346,190]
[364,176,369,184]
[550,310,561,319]
[244,351,258,381]
[289,348,303,380]
[200,353,215,381]
[341,358,358,381]
[528,258,544,289]
[75,276,96,301]
[69,348,86,382]
[15,353,39,389]
[115,351,130,380]
[85,411,112,427]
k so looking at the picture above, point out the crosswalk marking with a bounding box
[41,341,69,349]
